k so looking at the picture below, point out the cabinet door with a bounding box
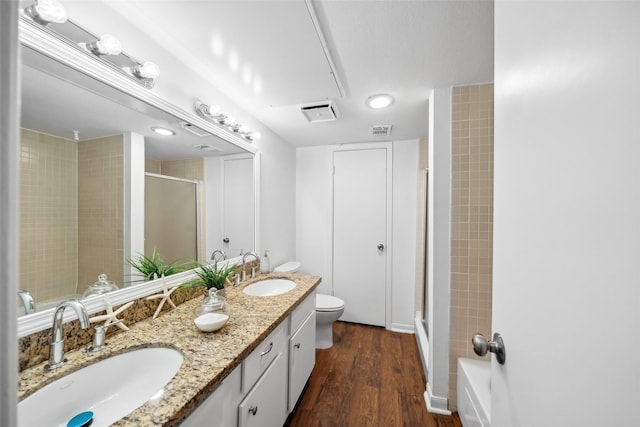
[181,364,242,427]
[288,311,316,412]
[238,352,287,427]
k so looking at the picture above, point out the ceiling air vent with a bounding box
[181,122,210,137]
[300,100,340,123]
[371,124,393,137]
[193,143,222,152]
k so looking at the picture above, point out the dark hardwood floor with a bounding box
[285,321,462,427]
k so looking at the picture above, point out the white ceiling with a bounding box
[21,0,494,152]
[96,0,494,147]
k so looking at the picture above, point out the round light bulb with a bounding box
[208,104,222,116]
[98,35,121,55]
[28,0,67,24]
[89,34,122,56]
[135,62,160,79]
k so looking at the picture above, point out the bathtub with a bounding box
[457,358,491,427]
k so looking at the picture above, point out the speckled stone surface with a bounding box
[18,273,320,426]
[18,260,261,371]
[17,286,205,371]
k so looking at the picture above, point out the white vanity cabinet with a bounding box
[181,291,316,427]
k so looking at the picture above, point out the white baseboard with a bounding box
[390,322,415,333]
[425,384,452,415]
[415,316,451,415]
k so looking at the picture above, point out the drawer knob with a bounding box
[249,406,258,416]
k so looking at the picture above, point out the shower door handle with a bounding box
[472,332,506,364]
[377,243,385,251]
[223,237,230,244]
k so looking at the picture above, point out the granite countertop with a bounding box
[18,273,321,426]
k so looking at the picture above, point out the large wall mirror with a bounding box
[17,17,258,334]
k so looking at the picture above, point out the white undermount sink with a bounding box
[18,346,183,427]
[243,278,297,297]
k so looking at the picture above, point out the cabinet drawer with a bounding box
[238,352,287,427]
[243,322,286,392]
[288,310,316,412]
[290,291,315,334]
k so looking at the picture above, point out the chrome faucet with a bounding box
[211,249,227,263]
[46,299,90,371]
[241,251,260,282]
[18,290,36,315]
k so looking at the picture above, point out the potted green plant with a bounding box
[126,248,193,282]
[180,261,236,293]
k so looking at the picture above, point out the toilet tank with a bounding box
[273,261,301,274]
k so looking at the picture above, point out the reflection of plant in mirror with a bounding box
[127,249,193,282]
[180,262,236,291]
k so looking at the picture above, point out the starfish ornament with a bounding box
[146,274,179,319]
[89,294,133,331]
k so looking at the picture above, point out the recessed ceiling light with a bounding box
[151,127,176,136]
[366,94,395,109]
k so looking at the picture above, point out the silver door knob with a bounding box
[223,237,230,244]
[377,243,385,251]
[472,332,506,365]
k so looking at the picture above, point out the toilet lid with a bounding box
[274,261,301,273]
[316,294,344,311]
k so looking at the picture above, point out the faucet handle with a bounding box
[87,320,123,353]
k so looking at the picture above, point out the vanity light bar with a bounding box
[193,100,260,143]
[22,3,160,89]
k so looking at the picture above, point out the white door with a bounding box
[333,146,390,327]
[492,3,640,426]
[222,156,255,257]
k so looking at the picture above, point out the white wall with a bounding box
[258,134,296,268]
[296,140,419,330]
[295,145,333,294]
[425,87,452,414]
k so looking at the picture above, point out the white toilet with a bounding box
[273,261,345,349]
